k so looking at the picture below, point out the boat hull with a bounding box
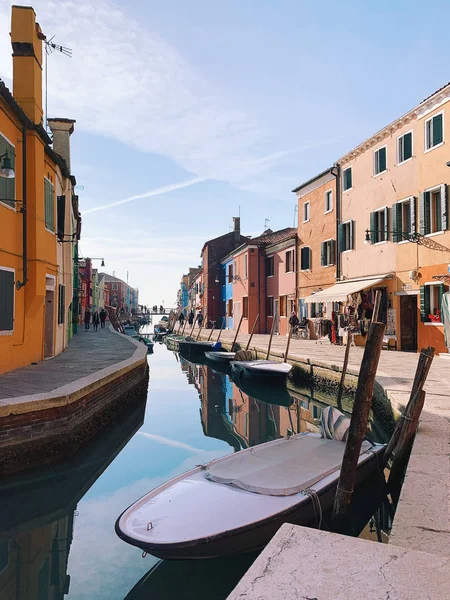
[231,360,292,380]
[204,351,235,364]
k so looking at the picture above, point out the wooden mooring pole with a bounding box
[265,316,277,360]
[231,315,244,352]
[181,318,188,337]
[283,326,293,362]
[331,321,386,534]
[245,314,260,351]
[216,318,225,342]
[196,314,207,341]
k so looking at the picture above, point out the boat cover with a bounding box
[320,406,351,441]
[205,434,372,496]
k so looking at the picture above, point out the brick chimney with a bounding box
[11,6,45,124]
[47,119,76,172]
[233,217,241,241]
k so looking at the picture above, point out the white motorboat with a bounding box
[230,359,292,379]
[115,408,384,560]
[204,351,236,364]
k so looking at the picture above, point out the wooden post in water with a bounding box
[196,314,207,341]
[189,317,196,338]
[231,315,244,352]
[372,290,382,322]
[245,314,260,351]
[265,316,277,360]
[283,326,293,362]
[337,338,351,410]
[207,322,216,341]
[331,321,386,534]
[217,318,225,341]
[181,318,188,337]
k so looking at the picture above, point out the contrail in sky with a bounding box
[137,431,204,453]
[83,176,207,214]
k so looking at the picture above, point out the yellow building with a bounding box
[0,6,80,374]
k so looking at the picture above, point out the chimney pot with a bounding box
[233,217,240,241]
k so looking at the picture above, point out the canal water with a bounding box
[0,338,389,600]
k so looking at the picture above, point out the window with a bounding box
[280,295,287,317]
[285,249,294,273]
[420,283,445,323]
[392,197,416,242]
[227,299,233,317]
[243,296,249,318]
[266,256,274,277]
[320,239,335,266]
[369,207,389,243]
[310,302,323,318]
[425,113,443,151]
[374,146,387,175]
[228,263,233,283]
[338,220,354,252]
[303,201,310,222]
[397,131,413,163]
[420,185,447,235]
[300,246,311,270]
[57,284,65,325]
[112,283,118,291]
[343,167,352,191]
[57,195,66,241]
[0,135,15,208]
[44,178,55,232]
[244,255,248,279]
[266,296,274,317]
[325,190,333,213]
[0,268,14,332]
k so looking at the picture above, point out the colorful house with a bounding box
[0,6,79,374]
[221,256,234,329]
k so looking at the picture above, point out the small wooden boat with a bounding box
[230,360,292,379]
[123,325,137,336]
[204,351,236,364]
[115,409,384,560]
[132,335,154,351]
[178,340,216,359]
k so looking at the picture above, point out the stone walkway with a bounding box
[0,327,136,400]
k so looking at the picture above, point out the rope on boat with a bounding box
[303,488,323,529]
[142,551,147,558]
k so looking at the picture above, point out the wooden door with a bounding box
[400,295,417,352]
[44,290,55,358]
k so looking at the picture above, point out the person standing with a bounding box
[188,311,194,326]
[93,311,100,331]
[178,312,185,325]
[84,307,91,330]
[196,311,203,328]
[100,308,107,328]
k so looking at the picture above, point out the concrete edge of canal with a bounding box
[0,327,149,476]
[193,334,450,597]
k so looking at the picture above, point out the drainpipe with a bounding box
[16,126,27,289]
[331,163,341,281]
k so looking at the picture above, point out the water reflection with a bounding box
[0,398,146,600]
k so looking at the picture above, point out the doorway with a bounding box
[44,289,55,359]
[400,294,418,352]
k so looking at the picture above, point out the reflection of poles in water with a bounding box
[269,403,278,435]
[288,406,295,434]
[246,314,259,351]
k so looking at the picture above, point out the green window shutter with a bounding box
[349,221,354,249]
[307,247,311,269]
[320,242,325,266]
[419,286,430,322]
[419,192,431,235]
[330,239,335,264]
[392,203,401,242]
[44,180,55,232]
[379,147,386,172]
[57,195,66,241]
[338,223,344,253]
[383,206,389,241]
[410,196,416,234]
[438,284,444,318]
[0,270,14,331]
[348,168,352,189]
[370,212,377,243]
[440,184,448,231]
[404,132,412,160]
[433,114,443,146]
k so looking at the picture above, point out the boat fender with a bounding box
[211,341,222,351]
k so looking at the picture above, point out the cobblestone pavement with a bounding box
[0,327,136,400]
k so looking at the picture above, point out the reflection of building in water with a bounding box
[230,386,281,447]
[0,515,73,600]
[0,399,146,600]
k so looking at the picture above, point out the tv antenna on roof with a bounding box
[44,36,72,130]
[264,218,270,230]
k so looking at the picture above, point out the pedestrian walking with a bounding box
[188,311,194,326]
[93,311,100,331]
[100,308,107,328]
[196,311,203,328]
[84,307,91,330]
[178,312,185,324]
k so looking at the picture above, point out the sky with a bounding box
[1,0,450,307]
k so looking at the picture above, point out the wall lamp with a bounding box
[0,151,15,179]
[364,229,424,245]
[76,257,105,267]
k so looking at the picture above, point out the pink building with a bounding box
[224,228,297,335]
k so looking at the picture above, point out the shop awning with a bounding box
[302,276,389,304]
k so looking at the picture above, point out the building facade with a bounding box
[0,6,79,374]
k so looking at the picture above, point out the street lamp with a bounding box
[0,151,15,179]
[364,229,424,244]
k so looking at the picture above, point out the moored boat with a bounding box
[115,408,384,560]
[204,351,236,364]
[230,360,292,379]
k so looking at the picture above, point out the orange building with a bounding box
[0,6,79,373]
